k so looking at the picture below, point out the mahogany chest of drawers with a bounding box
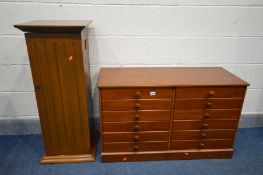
[97,67,249,162]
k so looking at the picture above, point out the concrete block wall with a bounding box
[0,0,263,133]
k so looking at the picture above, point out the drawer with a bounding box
[103,131,169,142]
[103,110,171,122]
[102,99,172,111]
[170,139,233,150]
[101,88,173,100]
[104,141,168,152]
[176,87,246,98]
[172,120,238,130]
[174,98,243,110]
[171,129,236,140]
[174,109,240,120]
[103,121,170,132]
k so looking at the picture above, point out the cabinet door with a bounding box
[26,33,91,156]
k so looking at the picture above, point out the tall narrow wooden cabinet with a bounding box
[14,20,96,163]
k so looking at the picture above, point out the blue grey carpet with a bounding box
[0,127,263,175]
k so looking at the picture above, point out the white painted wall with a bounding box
[0,0,263,121]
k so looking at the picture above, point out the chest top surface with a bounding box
[14,20,92,33]
[97,67,249,88]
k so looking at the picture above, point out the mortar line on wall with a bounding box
[0,91,35,93]
[0,34,23,37]
[3,34,263,38]
[0,91,34,93]
[2,1,263,7]
[89,36,263,38]
[88,63,263,67]
[0,64,30,66]
[0,115,39,119]
[241,112,263,115]
[0,90,99,93]
[1,63,263,66]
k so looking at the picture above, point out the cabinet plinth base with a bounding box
[102,149,233,163]
[41,154,95,164]
[41,145,96,164]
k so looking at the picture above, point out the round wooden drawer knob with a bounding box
[200,143,205,148]
[134,145,139,151]
[200,133,207,139]
[202,123,208,129]
[134,135,140,141]
[184,152,189,156]
[134,125,140,131]
[208,90,215,97]
[206,102,212,108]
[134,114,140,121]
[203,113,210,119]
[135,91,141,97]
[135,103,140,109]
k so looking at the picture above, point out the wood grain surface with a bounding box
[98,67,248,162]
[97,67,249,88]
[15,21,95,163]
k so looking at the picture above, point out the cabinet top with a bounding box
[14,20,92,33]
[97,67,249,88]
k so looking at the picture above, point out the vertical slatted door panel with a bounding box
[45,38,70,155]
[51,35,91,155]
[60,36,91,154]
[75,36,93,151]
[26,35,68,155]
[26,36,55,155]
[25,34,91,156]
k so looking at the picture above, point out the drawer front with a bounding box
[174,109,240,120]
[103,131,169,142]
[103,121,170,132]
[103,110,171,122]
[102,99,172,111]
[172,120,238,130]
[171,130,236,140]
[170,140,233,150]
[104,141,168,152]
[101,88,173,100]
[174,98,243,110]
[176,87,245,98]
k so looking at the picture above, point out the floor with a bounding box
[0,127,263,175]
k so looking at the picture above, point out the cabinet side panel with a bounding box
[231,86,248,148]
[74,35,94,154]
[25,35,54,155]
[81,29,96,147]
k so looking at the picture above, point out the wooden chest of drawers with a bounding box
[97,67,249,162]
